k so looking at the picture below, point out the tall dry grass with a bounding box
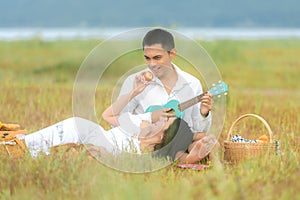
[0,39,300,199]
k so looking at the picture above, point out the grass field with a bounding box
[1,39,300,199]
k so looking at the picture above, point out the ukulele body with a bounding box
[145,99,184,118]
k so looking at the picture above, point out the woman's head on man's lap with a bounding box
[154,118,194,160]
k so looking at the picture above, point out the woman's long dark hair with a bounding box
[153,118,194,161]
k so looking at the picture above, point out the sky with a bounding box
[0,0,299,28]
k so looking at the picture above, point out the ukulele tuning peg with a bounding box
[218,80,222,83]
[212,83,216,87]
[224,92,228,96]
[217,95,221,98]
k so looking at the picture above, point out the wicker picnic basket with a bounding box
[224,114,277,163]
[0,130,27,158]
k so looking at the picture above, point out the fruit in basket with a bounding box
[257,134,269,143]
[142,71,154,82]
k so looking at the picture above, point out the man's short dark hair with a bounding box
[142,29,175,51]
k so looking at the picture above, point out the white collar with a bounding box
[152,63,192,86]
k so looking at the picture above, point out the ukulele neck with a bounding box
[178,92,207,111]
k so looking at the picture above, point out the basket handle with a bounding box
[226,114,274,143]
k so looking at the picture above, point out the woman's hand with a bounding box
[131,72,152,97]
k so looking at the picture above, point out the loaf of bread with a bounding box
[0,123,21,131]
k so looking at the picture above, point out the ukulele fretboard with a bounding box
[178,92,207,111]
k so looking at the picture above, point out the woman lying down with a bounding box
[23,77,218,163]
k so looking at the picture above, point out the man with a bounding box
[113,28,217,163]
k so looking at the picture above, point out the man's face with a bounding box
[143,43,176,79]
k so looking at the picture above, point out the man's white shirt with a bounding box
[118,64,212,134]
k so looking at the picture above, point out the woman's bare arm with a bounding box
[102,76,150,126]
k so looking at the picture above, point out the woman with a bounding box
[23,73,195,161]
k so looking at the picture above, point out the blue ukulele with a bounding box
[145,81,228,118]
